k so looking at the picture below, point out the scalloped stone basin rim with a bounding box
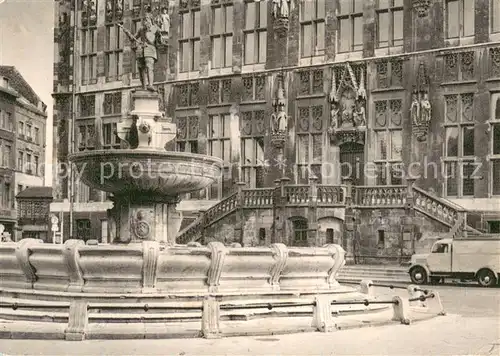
[68,150,224,195]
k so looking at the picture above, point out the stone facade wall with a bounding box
[52,0,500,246]
[53,0,500,199]
[201,204,453,257]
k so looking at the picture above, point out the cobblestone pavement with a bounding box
[0,285,498,356]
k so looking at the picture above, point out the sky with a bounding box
[0,0,54,186]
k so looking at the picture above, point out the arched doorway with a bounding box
[339,142,365,186]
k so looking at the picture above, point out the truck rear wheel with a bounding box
[477,269,497,287]
[410,266,427,285]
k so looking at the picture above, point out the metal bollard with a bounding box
[391,296,411,325]
[360,279,374,296]
[407,284,425,307]
[311,295,335,332]
[202,296,221,339]
[65,300,88,341]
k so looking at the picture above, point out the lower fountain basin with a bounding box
[68,150,223,196]
[0,240,346,294]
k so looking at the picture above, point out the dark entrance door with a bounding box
[339,142,365,186]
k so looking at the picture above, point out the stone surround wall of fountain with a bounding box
[0,239,346,295]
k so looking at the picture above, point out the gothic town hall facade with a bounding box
[52,0,500,261]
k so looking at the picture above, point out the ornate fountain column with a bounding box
[69,9,222,246]
[70,89,222,245]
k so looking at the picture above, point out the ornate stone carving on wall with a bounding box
[411,62,431,142]
[271,72,288,148]
[272,0,294,32]
[412,0,431,17]
[328,63,367,146]
[490,48,500,78]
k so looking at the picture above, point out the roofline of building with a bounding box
[0,85,20,99]
[0,65,47,109]
[15,97,48,118]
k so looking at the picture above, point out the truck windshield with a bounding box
[431,243,449,253]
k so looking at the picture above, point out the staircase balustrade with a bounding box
[412,186,462,227]
[317,185,345,205]
[179,183,478,245]
[203,192,239,225]
[242,188,276,207]
[447,213,465,240]
[354,186,407,207]
[284,185,309,205]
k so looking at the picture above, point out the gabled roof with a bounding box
[16,186,53,199]
[0,66,46,110]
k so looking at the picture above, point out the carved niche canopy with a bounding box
[413,0,431,17]
[411,62,431,142]
[328,63,367,146]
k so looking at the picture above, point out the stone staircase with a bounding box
[177,183,484,246]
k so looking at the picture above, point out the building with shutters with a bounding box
[0,66,47,241]
[52,0,500,258]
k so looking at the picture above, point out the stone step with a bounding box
[0,294,390,324]
[0,306,440,340]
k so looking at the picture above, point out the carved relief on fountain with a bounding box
[411,62,432,142]
[328,63,367,146]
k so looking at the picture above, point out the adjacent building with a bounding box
[16,186,53,242]
[52,0,500,254]
[0,66,48,240]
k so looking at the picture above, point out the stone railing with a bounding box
[0,239,346,294]
[177,193,239,244]
[284,185,310,204]
[177,183,348,243]
[447,213,465,240]
[176,217,204,245]
[412,186,463,227]
[242,188,275,207]
[203,192,239,224]
[354,186,407,207]
[317,185,346,205]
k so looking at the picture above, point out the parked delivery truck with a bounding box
[408,236,500,287]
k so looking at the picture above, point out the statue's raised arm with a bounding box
[118,12,161,91]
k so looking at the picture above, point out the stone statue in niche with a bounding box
[410,91,420,126]
[272,105,288,134]
[340,89,356,128]
[273,0,291,19]
[420,92,431,124]
[411,62,432,141]
[157,6,171,44]
[329,101,340,131]
[328,63,367,145]
[353,96,366,127]
[271,74,288,135]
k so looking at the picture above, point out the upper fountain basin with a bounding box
[69,150,223,196]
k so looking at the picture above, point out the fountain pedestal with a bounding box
[110,193,182,245]
[117,90,176,150]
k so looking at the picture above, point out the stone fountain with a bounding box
[0,14,440,341]
[70,90,222,245]
[0,90,439,343]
